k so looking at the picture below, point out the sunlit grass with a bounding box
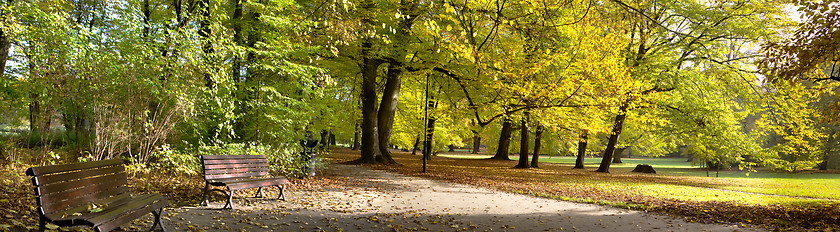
[439,153,840,200]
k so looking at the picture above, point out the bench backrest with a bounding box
[202,155,271,181]
[25,159,129,217]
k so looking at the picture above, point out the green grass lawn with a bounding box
[439,153,840,200]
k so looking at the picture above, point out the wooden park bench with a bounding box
[201,155,290,209]
[26,159,168,232]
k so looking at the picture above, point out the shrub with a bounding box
[143,143,321,178]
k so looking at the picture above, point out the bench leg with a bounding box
[255,187,263,198]
[201,182,210,206]
[150,208,166,232]
[276,185,286,201]
[203,183,233,209]
[223,187,233,210]
[38,216,47,232]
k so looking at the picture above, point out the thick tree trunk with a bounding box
[574,130,588,169]
[613,147,627,163]
[352,121,361,150]
[359,40,382,164]
[471,132,481,154]
[411,136,420,155]
[447,145,455,152]
[515,114,530,169]
[596,105,628,173]
[376,65,402,164]
[531,126,543,168]
[489,117,513,160]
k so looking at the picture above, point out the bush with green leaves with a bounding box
[144,143,320,178]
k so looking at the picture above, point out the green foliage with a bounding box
[754,80,839,172]
[136,143,317,178]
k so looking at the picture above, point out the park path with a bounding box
[135,164,763,232]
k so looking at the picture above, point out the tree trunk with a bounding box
[422,117,436,172]
[574,130,588,169]
[142,0,151,39]
[0,27,10,77]
[329,133,336,146]
[411,136,420,155]
[596,105,628,173]
[320,130,329,149]
[489,117,513,160]
[613,147,627,163]
[422,96,437,160]
[447,145,455,152]
[358,41,382,164]
[352,121,361,150]
[471,132,481,154]
[376,65,402,164]
[29,93,40,134]
[515,113,530,169]
[531,126,543,168]
[229,0,245,137]
[423,117,437,158]
[197,0,214,88]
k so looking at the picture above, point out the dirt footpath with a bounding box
[136,164,761,232]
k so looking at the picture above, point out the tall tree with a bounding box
[594,0,786,172]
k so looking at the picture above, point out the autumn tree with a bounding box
[593,0,787,173]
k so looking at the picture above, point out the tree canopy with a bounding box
[0,0,837,174]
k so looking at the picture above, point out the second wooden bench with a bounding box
[200,155,290,209]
